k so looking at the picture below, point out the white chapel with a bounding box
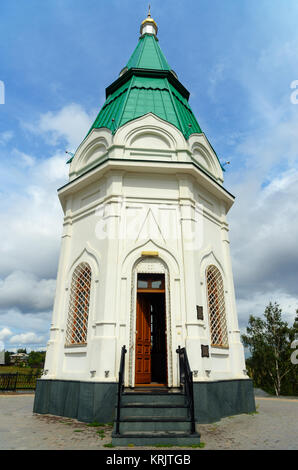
[34,10,255,446]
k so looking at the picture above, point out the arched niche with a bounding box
[129,130,172,150]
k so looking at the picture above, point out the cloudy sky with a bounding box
[0,0,297,352]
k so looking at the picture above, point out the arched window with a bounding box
[206,265,229,348]
[65,262,92,345]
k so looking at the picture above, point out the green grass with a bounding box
[154,442,205,449]
[0,366,38,374]
[209,424,218,432]
[246,403,260,415]
[87,421,114,427]
[87,421,106,427]
[185,442,205,448]
[154,444,173,448]
[96,429,105,439]
[104,443,115,448]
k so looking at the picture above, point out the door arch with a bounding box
[129,257,173,387]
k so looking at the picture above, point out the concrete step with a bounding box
[115,417,192,433]
[112,431,201,447]
[118,404,189,419]
[122,393,185,406]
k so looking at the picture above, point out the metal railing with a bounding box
[176,346,196,434]
[0,372,42,391]
[115,345,127,434]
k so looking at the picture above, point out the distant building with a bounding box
[10,353,28,364]
[0,350,4,365]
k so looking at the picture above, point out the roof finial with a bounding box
[140,5,158,36]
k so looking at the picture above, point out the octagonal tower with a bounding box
[34,11,255,439]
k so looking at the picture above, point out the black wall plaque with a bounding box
[196,305,204,320]
[201,345,209,358]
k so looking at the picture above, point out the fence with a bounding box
[0,372,42,391]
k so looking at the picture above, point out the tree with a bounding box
[27,351,46,369]
[242,302,298,397]
[5,351,12,365]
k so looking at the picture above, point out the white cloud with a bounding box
[12,149,35,167]
[208,61,226,101]
[0,150,68,279]
[9,332,45,346]
[24,103,95,150]
[0,327,13,341]
[0,131,14,146]
[0,102,97,351]
[237,290,298,332]
[0,103,95,286]
[0,104,88,351]
[229,165,298,324]
[0,309,51,337]
[225,53,298,328]
[0,271,56,312]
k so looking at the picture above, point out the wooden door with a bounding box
[135,294,151,384]
[151,294,167,383]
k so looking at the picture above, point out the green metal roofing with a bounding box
[126,34,171,71]
[86,34,202,141]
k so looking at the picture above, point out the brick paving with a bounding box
[0,393,297,450]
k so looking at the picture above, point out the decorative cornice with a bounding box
[106,68,190,101]
[58,156,235,200]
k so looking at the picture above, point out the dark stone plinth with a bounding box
[193,378,256,423]
[33,378,255,424]
[33,379,117,423]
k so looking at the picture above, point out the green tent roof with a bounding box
[87,33,202,140]
[126,34,171,71]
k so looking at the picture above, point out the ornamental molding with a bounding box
[121,238,180,279]
[199,246,226,282]
[66,242,100,284]
[114,113,187,150]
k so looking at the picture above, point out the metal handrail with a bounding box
[115,345,127,434]
[176,346,196,434]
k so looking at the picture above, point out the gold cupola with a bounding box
[140,5,158,36]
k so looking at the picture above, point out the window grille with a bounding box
[206,265,228,348]
[65,263,92,345]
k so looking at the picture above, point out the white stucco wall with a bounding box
[43,114,248,386]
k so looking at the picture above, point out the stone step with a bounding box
[118,404,189,419]
[115,417,192,433]
[124,387,182,393]
[112,431,201,447]
[122,393,185,406]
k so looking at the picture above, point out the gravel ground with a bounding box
[0,393,297,450]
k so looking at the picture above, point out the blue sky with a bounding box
[0,0,298,351]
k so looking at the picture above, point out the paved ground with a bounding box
[0,393,297,450]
